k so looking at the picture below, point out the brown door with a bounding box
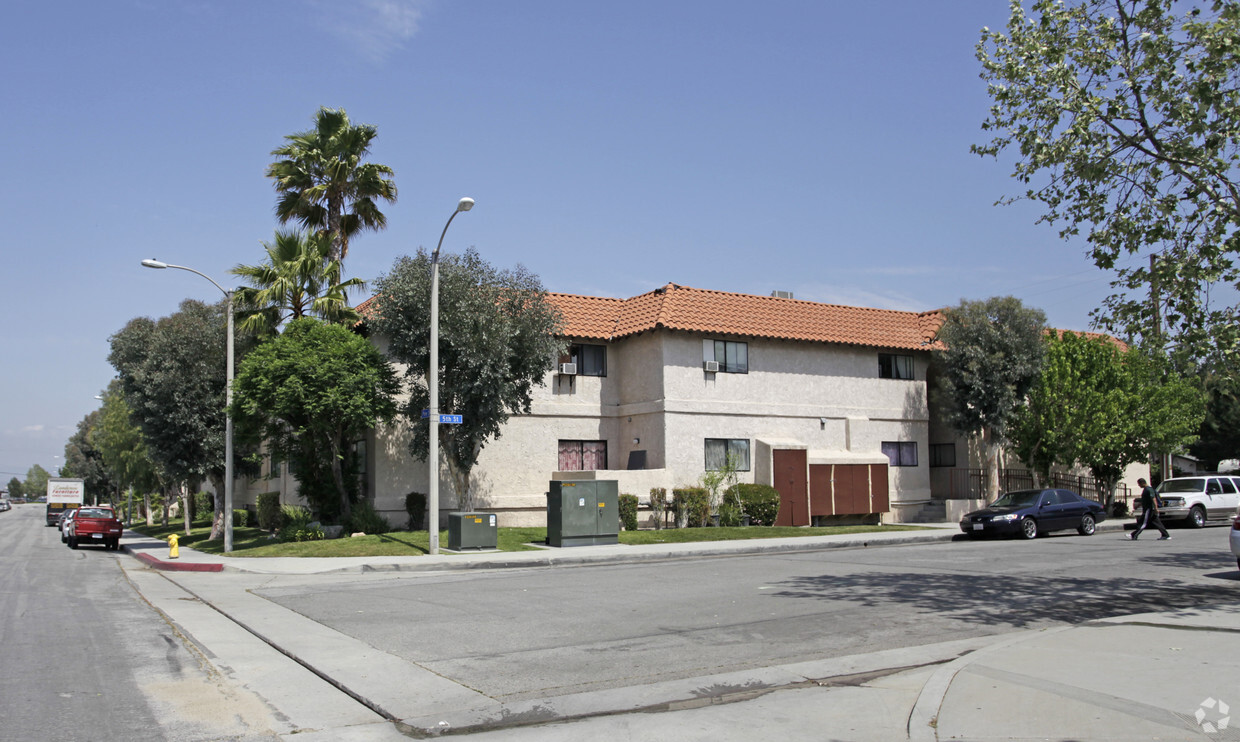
[834,464,867,515]
[869,463,890,512]
[773,449,809,526]
[809,464,834,516]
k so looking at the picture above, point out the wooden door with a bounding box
[773,449,809,526]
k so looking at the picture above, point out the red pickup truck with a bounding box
[65,506,124,550]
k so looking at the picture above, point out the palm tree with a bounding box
[231,230,367,339]
[266,107,397,266]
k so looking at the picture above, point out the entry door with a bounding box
[773,449,809,526]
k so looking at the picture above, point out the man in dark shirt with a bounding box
[1129,477,1170,540]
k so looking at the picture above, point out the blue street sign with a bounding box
[422,410,463,424]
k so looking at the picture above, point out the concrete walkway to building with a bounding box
[116,520,1240,741]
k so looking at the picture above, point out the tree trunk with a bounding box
[329,436,350,524]
[161,487,169,527]
[208,473,225,541]
[984,428,1001,499]
[182,483,192,536]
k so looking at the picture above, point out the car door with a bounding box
[1212,477,1240,520]
[1205,477,1226,520]
[1038,490,1069,531]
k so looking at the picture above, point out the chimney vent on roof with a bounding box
[771,290,794,300]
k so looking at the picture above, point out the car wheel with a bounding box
[1189,506,1206,529]
[1020,517,1038,540]
[60,531,66,544]
[68,537,78,549]
[1077,514,1097,536]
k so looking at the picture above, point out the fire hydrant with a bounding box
[167,533,180,559]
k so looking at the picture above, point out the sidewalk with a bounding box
[118,519,1240,741]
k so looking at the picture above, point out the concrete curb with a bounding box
[126,547,224,572]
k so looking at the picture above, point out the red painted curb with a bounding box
[129,548,224,572]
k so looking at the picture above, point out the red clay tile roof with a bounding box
[548,283,945,351]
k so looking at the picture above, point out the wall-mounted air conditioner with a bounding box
[559,362,578,375]
[703,360,720,373]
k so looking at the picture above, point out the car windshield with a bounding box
[990,490,1041,508]
[1159,479,1205,493]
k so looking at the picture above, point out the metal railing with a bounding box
[948,468,1131,504]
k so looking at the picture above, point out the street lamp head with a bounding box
[141,259,168,269]
[457,197,475,213]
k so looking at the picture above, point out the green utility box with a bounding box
[546,480,619,547]
[448,512,498,550]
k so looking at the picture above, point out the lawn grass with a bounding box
[129,520,930,558]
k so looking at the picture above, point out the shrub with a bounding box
[1110,499,1130,517]
[257,492,282,532]
[193,491,213,523]
[672,487,710,528]
[405,491,427,530]
[348,500,390,535]
[277,505,322,542]
[618,494,639,531]
[649,487,667,530]
[719,499,744,527]
[729,483,780,526]
[231,509,249,527]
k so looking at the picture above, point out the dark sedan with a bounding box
[960,488,1106,539]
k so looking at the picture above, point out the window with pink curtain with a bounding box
[558,440,608,471]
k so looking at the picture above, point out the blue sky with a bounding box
[0,0,1139,482]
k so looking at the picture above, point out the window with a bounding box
[1221,478,1237,495]
[569,344,606,376]
[881,441,918,467]
[879,353,914,380]
[703,339,748,373]
[558,440,607,471]
[929,443,955,468]
[705,438,751,471]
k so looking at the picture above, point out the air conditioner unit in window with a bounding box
[559,362,578,375]
[703,360,720,373]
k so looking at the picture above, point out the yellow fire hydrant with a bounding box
[167,533,180,559]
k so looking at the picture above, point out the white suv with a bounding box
[1152,476,1240,528]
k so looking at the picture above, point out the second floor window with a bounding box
[879,353,914,380]
[569,344,606,376]
[704,339,748,373]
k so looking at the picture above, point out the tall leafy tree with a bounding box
[5,477,21,499]
[1190,371,1240,469]
[93,381,161,524]
[1012,332,1204,508]
[24,464,51,498]
[108,299,249,538]
[266,107,397,267]
[62,409,115,506]
[230,230,366,338]
[230,318,399,523]
[933,296,1047,497]
[370,248,565,512]
[975,0,1240,364]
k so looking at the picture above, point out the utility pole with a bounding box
[1149,253,1172,482]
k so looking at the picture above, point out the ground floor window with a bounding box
[929,443,955,468]
[559,440,607,471]
[705,438,751,471]
[882,441,918,467]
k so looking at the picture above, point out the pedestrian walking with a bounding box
[1129,478,1170,540]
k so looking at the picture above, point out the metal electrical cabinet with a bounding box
[448,512,498,550]
[546,480,619,547]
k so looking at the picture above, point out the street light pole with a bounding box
[141,259,235,553]
[428,197,474,555]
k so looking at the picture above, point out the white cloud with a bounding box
[311,0,427,63]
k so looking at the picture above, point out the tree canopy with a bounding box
[933,296,1048,496]
[230,317,399,523]
[976,0,1240,364]
[24,464,51,498]
[1011,332,1204,506]
[108,299,245,538]
[370,248,565,512]
[61,409,114,505]
[266,107,397,267]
